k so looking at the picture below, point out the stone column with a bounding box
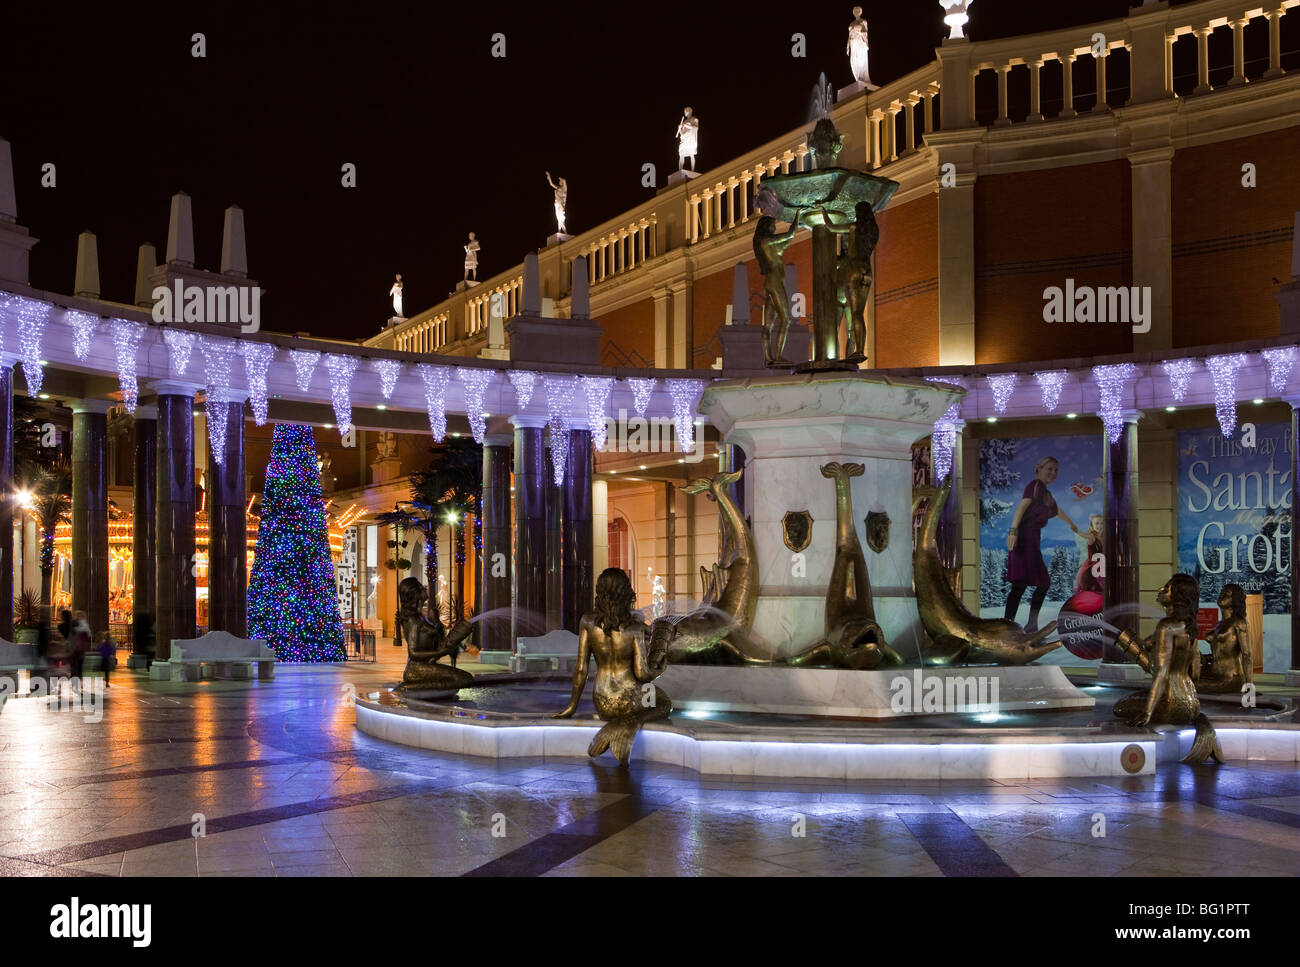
[130,404,157,666]
[545,438,563,631]
[512,417,546,642]
[1028,61,1044,120]
[480,424,512,653]
[1060,53,1077,118]
[653,287,670,368]
[937,157,976,365]
[71,399,111,637]
[154,382,197,661]
[1130,146,1174,351]
[562,429,593,633]
[1265,7,1286,78]
[936,420,965,573]
[1194,27,1213,94]
[0,362,11,639]
[994,65,1011,126]
[670,280,693,370]
[1288,400,1300,683]
[1093,48,1109,111]
[1229,19,1248,86]
[1101,413,1140,671]
[207,394,247,636]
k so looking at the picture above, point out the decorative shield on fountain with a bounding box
[782,510,813,553]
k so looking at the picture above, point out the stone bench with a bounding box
[148,631,276,682]
[509,629,584,673]
[0,637,40,693]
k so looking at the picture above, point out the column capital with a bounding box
[150,379,201,398]
[134,404,159,421]
[69,398,115,415]
[510,414,548,430]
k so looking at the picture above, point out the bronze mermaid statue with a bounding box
[1195,583,1253,694]
[1110,573,1223,765]
[554,567,671,765]
[396,576,474,692]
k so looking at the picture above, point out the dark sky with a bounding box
[4,0,1153,340]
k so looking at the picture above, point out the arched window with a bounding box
[608,516,632,579]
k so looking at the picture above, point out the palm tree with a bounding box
[19,457,72,613]
[409,439,481,622]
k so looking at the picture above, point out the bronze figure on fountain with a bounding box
[396,577,474,692]
[554,567,672,765]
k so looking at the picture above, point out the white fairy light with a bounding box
[201,337,238,466]
[1262,347,1296,395]
[325,353,360,437]
[1205,353,1250,438]
[666,378,706,454]
[15,298,51,396]
[1091,363,1139,444]
[240,341,275,426]
[373,358,402,399]
[290,349,320,392]
[458,367,493,443]
[543,374,577,485]
[163,329,197,376]
[417,364,452,442]
[581,376,614,451]
[628,377,656,417]
[1034,370,1066,412]
[987,373,1017,414]
[925,376,964,482]
[66,311,99,361]
[509,370,537,410]
[1161,358,1196,402]
[110,319,146,413]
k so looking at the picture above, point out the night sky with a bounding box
[5,1,1151,341]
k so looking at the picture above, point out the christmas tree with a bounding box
[248,423,345,662]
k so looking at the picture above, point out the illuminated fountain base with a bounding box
[354,677,1300,779]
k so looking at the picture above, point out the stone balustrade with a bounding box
[578,216,657,287]
[962,0,1295,126]
[864,62,943,169]
[394,310,450,353]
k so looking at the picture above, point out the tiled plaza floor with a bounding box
[0,652,1297,877]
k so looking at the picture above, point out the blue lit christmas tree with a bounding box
[248,423,345,662]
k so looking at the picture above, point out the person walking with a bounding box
[97,631,117,688]
[1004,456,1081,632]
[69,611,91,686]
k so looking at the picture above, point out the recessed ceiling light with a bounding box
[38,393,49,400]
[376,404,386,410]
[1165,405,1176,412]
[1252,398,1264,405]
[323,423,334,429]
[639,465,647,470]
[987,416,998,423]
[1066,413,1077,419]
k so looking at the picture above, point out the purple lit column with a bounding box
[130,404,157,665]
[512,417,546,642]
[207,395,246,636]
[545,435,563,631]
[0,363,12,639]
[1102,412,1140,665]
[935,419,964,572]
[481,423,512,652]
[1289,401,1300,679]
[155,383,197,661]
[562,429,593,633]
[71,399,111,637]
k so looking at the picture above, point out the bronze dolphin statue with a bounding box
[914,478,1061,664]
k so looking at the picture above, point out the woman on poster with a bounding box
[1004,456,1082,632]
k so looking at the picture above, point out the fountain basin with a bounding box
[756,168,898,221]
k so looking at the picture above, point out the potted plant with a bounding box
[13,588,41,644]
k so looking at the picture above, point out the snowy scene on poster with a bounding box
[978,434,1103,666]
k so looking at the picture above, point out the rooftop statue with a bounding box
[388,273,404,318]
[546,171,568,234]
[554,567,671,765]
[846,7,880,90]
[463,232,480,281]
[676,107,700,172]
